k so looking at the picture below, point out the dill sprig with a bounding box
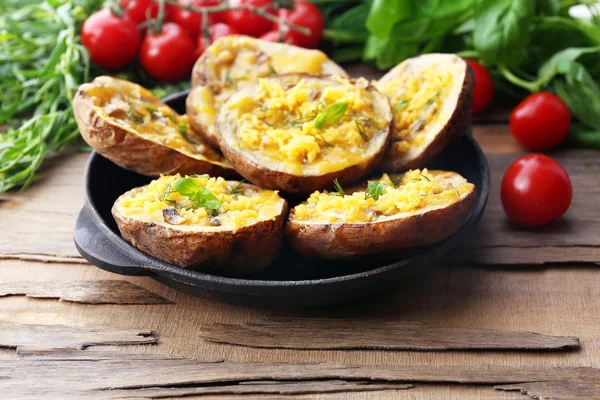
[332,178,345,196]
[364,181,388,201]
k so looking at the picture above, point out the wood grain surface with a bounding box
[199,317,579,351]
[0,280,172,304]
[1,121,600,399]
[0,323,156,350]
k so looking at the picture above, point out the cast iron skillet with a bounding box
[73,91,490,307]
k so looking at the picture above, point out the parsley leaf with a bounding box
[172,178,222,211]
[395,99,408,112]
[314,102,349,129]
[332,178,345,196]
[365,181,388,200]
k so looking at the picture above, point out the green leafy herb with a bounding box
[419,173,431,181]
[391,174,404,187]
[365,181,388,201]
[160,183,176,202]
[172,178,222,211]
[228,180,245,196]
[332,178,345,196]
[267,63,277,76]
[355,121,369,142]
[314,102,349,129]
[179,124,188,134]
[128,105,144,123]
[146,107,158,114]
[395,99,409,112]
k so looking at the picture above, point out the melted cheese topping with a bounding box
[191,35,331,137]
[86,78,227,163]
[292,169,473,223]
[378,66,454,155]
[117,175,283,230]
[227,76,388,174]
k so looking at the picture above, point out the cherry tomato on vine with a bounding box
[225,0,274,37]
[501,154,572,227]
[509,92,571,151]
[140,22,196,81]
[196,23,239,56]
[259,30,300,46]
[465,59,494,114]
[172,0,225,38]
[81,9,140,70]
[276,0,324,48]
[121,0,173,25]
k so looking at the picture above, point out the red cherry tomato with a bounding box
[225,0,274,37]
[140,22,196,81]
[509,92,571,151]
[464,59,494,114]
[121,0,173,25]
[81,9,140,70]
[196,23,239,56]
[259,30,300,46]
[501,154,572,227]
[171,0,226,38]
[276,0,324,48]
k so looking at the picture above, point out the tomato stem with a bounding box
[106,0,125,17]
[155,0,312,36]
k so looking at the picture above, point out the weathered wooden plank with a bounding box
[0,280,172,304]
[198,317,579,351]
[0,323,157,350]
[105,380,413,399]
[496,381,600,399]
[1,356,600,398]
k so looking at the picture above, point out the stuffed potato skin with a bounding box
[377,54,474,172]
[285,171,476,259]
[216,74,393,194]
[73,76,236,178]
[187,35,348,148]
[112,182,288,276]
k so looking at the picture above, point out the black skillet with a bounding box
[73,91,490,307]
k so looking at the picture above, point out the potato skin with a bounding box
[112,187,288,276]
[285,186,476,259]
[379,54,474,172]
[73,78,236,178]
[216,74,393,195]
[187,36,348,151]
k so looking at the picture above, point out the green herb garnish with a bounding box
[228,180,245,197]
[419,173,431,181]
[146,107,158,114]
[172,178,222,212]
[365,181,388,201]
[355,121,369,142]
[395,99,408,112]
[267,63,277,76]
[179,124,188,134]
[314,102,349,129]
[332,178,345,196]
[128,105,144,123]
[391,174,404,187]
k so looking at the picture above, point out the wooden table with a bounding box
[1,116,600,399]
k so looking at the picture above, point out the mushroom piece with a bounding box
[162,208,185,225]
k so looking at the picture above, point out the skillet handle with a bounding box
[73,209,153,277]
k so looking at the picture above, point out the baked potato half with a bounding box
[187,35,348,148]
[73,76,235,177]
[286,169,476,259]
[216,74,393,194]
[375,54,474,172]
[112,174,288,275]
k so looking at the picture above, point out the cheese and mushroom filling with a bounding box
[86,79,222,161]
[117,175,283,229]
[378,66,454,155]
[192,36,330,134]
[292,169,473,223]
[227,76,388,174]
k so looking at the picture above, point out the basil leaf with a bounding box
[172,178,222,210]
[536,47,600,88]
[366,0,414,38]
[365,181,388,201]
[314,102,349,129]
[474,0,534,66]
[554,61,600,131]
